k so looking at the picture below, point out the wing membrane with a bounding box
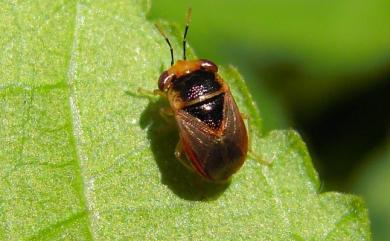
[175,93,248,181]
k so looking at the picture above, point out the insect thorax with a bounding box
[172,70,222,101]
[171,70,225,130]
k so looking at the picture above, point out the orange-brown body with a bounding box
[158,59,248,182]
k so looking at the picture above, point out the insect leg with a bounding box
[136,88,166,98]
[243,113,273,166]
[174,140,184,159]
[248,151,272,165]
[174,140,193,170]
[126,88,166,100]
[159,107,174,123]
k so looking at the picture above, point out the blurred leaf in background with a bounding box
[352,140,390,241]
[149,0,390,239]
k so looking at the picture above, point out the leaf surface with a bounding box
[0,0,370,240]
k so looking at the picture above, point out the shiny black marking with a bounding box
[172,70,221,101]
[183,94,225,129]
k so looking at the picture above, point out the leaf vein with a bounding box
[28,210,88,241]
[262,166,292,234]
[322,209,357,241]
[65,2,96,240]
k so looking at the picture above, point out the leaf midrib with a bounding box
[65,2,95,240]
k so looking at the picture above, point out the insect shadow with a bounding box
[126,91,229,201]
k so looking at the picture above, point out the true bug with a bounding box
[154,9,248,182]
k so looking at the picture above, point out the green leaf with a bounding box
[353,141,390,241]
[1,0,371,240]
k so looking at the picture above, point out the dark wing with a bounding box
[221,92,248,156]
[175,92,248,181]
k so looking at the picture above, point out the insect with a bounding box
[154,9,248,182]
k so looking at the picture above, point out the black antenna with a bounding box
[183,8,192,60]
[155,24,174,66]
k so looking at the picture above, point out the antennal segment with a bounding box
[183,7,192,60]
[155,23,174,66]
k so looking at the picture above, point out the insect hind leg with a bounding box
[242,113,273,166]
[247,151,272,165]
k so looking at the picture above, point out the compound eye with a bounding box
[158,71,176,90]
[200,59,218,73]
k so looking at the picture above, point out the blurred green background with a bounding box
[149,0,390,240]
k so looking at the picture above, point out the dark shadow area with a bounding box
[126,91,229,201]
[291,66,390,190]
